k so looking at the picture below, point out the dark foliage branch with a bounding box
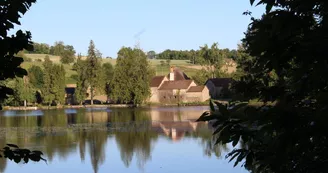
[198,0,328,172]
[0,0,37,109]
[0,0,46,164]
[0,144,46,164]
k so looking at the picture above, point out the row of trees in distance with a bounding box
[29,41,238,66]
[148,47,238,63]
[25,41,76,64]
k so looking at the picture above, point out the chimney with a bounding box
[169,66,174,81]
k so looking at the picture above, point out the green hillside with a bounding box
[23,54,200,84]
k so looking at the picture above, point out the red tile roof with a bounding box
[158,80,193,90]
[166,68,190,81]
[150,76,165,87]
[187,86,205,92]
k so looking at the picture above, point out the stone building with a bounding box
[65,84,108,105]
[149,67,210,103]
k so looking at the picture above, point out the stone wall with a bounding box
[157,90,187,104]
[185,87,210,102]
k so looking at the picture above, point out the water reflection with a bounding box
[0,106,241,173]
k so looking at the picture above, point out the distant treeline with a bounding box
[25,41,76,64]
[28,41,239,65]
[148,46,238,64]
[25,41,74,55]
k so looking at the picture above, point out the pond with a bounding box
[0,106,247,173]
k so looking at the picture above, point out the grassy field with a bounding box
[25,54,192,66]
[23,54,201,84]
[25,54,61,63]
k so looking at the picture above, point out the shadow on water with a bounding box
[0,106,234,173]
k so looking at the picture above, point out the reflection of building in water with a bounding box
[150,107,207,121]
[77,107,209,142]
[152,121,202,142]
[150,107,209,142]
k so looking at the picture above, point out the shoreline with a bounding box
[2,102,210,111]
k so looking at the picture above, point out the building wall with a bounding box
[149,77,169,103]
[157,89,189,104]
[206,81,223,99]
[185,86,210,102]
[202,86,211,101]
[92,95,108,102]
[185,92,203,102]
[149,87,160,103]
[85,86,108,103]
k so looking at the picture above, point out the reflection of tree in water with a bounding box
[0,124,7,173]
[0,107,221,172]
[41,132,76,162]
[111,109,158,169]
[76,110,110,173]
[33,110,76,162]
[0,112,75,162]
[185,123,228,158]
[88,130,108,173]
[78,129,87,162]
[0,152,6,173]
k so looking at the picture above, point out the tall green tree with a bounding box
[49,41,76,64]
[101,62,114,98]
[60,49,75,64]
[3,77,35,106]
[42,56,55,105]
[42,56,66,105]
[198,0,328,172]
[199,43,224,78]
[28,65,44,89]
[52,64,66,105]
[85,40,102,105]
[50,41,65,56]
[30,43,50,54]
[191,69,212,85]
[111,47,154,105]
[147,51,156,59]
[14,77,35,107]
[73,54,88,104]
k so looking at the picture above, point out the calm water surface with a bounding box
[0,106,247,173]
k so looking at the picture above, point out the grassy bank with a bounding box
[3,102,211,110]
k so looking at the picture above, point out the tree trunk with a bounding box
[90,85,94,105]
[24,100,27,107]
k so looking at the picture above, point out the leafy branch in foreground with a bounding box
[0,144,46,164]
[0,1,46,165]
[198,99,328,173]
[198,0,328,172]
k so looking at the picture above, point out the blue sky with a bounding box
[16,0,265,58]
